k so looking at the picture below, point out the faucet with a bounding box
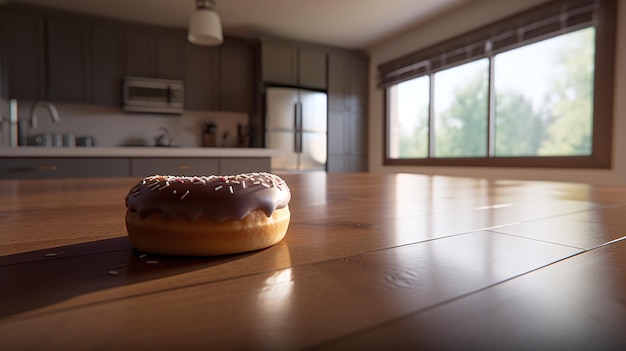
[11,100,62,146]
[29,100,61,129]
[2,100,61,147]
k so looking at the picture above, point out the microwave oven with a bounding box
[123,76,185,114]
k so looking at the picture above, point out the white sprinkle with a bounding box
[45,253,57,257]
[108,270,119,276]
[139,254,147,258]
[242,181,246,188]
[229,185,234,194]
[215,185,223,191]
[173,189,178,194]
[181,190,190,199]
[147,260,159,264]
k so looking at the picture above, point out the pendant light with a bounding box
[188,0,223,46]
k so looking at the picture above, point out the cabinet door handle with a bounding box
[178,164,191,170]
[37,165,58,171]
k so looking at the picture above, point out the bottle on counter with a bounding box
[202,123,217,147]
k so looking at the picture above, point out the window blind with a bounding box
[378,0,599,88]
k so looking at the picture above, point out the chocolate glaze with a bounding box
[125,173,290,222]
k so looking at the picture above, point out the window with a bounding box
[380,0,616,168]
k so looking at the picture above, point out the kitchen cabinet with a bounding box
[185,43,219,110]
[219,158,270,174]
[47,17,91,103]
[91,24,124,105]
[124,30,155,78]
[0,154,272,179]
[130,158,219,177]
[327,52,369,173]
[1,10,45,100]
[1,4,256,113]
[219,39,256,113]
[0,158,128,179]
[261,39,327,89]
[125,28,185,80]
[156,34,186,80]
[185,39,256,113]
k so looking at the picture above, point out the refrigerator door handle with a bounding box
[293,103,299,129]
[295,130,302,153]
[293,103,298,152]
[295,102,303,129]
[294,102,303,153]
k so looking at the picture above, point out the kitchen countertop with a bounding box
[1,173,625,349]
[0,146,282,158]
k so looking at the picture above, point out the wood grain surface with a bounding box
[1,173,625,350]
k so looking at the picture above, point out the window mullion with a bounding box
[487,55,496,157]
[428,73,435,158]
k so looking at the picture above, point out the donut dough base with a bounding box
[125,206,290,256]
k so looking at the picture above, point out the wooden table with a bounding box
[1,173,625,350]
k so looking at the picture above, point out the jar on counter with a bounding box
[64,134,76,147]
[76,136,94,147]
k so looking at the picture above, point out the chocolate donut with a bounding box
[124,173,291,256]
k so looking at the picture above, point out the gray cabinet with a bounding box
[130,158,219,177]
[156,34,186,80]
[1,156,271,179]
[185,43,219,110]
[0,158,129,179]
[219,158,271,174]
[298,47,327,90]
[327,52,369,173]
[185,39,256,113]
[125,29,185,80]
[1,5,256,112]
[1,10,45,100]
[219,39,256,113]
[47,17,90,103]
[91,24,124,105]
[261,39,327,89]
[125,30,155,77]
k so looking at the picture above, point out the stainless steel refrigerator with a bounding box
[265,87,327,171]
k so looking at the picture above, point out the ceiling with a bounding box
[8,0,472,50]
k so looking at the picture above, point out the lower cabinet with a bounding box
[0,157,272,179]
[0,158,129,179]
[130,158,219,177]
[219,158,271,175]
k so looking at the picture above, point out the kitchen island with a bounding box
[0,173,625,349]
[0,147,282,178]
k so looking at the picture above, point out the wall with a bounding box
[0,101,248,148]
[367,0,626,185]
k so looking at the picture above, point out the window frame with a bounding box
[381,0,617,169]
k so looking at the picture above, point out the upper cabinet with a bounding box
[261,39,327,90]
[219,39,256,113]
[185,42,219,110]
[125,28,185,80]
[185,38,256,113]
[0,4,256,114]
[91,24,124,105]
[1,10,46,100]
[47,17,91,103]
